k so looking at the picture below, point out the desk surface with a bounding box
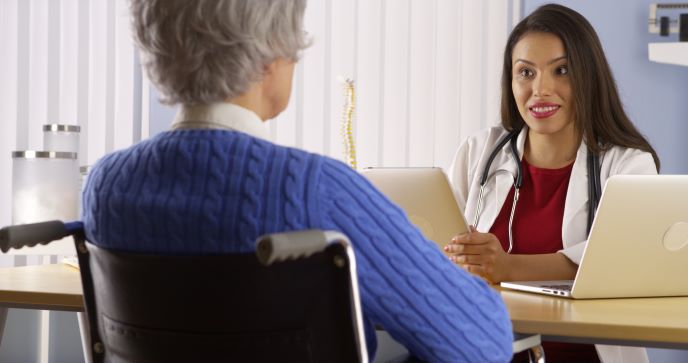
[0,264,83,311]
[500,287,688,349]
[1,264,687,348]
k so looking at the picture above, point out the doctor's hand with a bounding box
[443,226,511,284]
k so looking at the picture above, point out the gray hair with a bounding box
[131,0,309,105]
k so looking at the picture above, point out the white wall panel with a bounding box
[47,0,60,125]
[0,0,19,227]
[104,0,115,153]
[27,0,48,150]
[60,0,78,125]
[87,0,107,165]
[77,0,90,163]
[300,0,327,154]
[458,0,484,142]
[486,0,509,129]
[15,0,29,151]
[380,0,411,167]
[408,0,437,167]
[113,0,133,151]
[433,0,462,170]
[354,0,383,169]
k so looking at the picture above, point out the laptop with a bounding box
[501,175,688,299]
[361,167,468,249]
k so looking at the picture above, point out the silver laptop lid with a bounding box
[361,167,468,249]
[571,175,688,298]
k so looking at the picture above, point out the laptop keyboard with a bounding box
[542,284,572,292]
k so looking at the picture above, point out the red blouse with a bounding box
[490,158,600,363]
[490,158,572,254]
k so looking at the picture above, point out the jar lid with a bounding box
[43,124,81,132]
[12,151,77,159]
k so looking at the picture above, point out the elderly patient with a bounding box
[81,0,513,361]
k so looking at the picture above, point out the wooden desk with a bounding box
[0,264,83,312]
[500,287,688,349]
[0,265,687,352]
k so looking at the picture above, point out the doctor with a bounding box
[445,4,658,363]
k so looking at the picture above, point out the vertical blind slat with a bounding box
[458,0,484,144]
[88,0,107,165]
[479,0,489,131]
[322,0,332,156]
[300,0,326,155]
[376,0,387,167]
[113,0,133,151]
[486,0,509,129]
[47,0,60,126]
[77,0,90,164]
[60,0,79,127]
[104,0,115,153]
[354,0,383,170]
[27,0,47,150]
[1,0,19,229]
[381,0,410,167]
[433,0,462,170]
[408,0,437,167]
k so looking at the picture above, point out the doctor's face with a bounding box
[511,31,574,139]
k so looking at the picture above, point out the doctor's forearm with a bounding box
[505,252,578,281]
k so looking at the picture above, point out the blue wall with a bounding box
[525,0,688,174]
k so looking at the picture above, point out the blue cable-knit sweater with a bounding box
[82,129,513,362]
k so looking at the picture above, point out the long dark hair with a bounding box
[500,3,660,171]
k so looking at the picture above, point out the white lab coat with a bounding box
[448,125,657,363]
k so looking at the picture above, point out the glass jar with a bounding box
[43,124,80,153]
[11,151,79,255]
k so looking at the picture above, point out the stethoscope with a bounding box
[473,130,602,253]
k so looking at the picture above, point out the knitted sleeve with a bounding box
[309,158,513,363]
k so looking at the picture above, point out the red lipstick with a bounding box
[528,102,560,119]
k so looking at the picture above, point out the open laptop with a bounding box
[501,175,688,299]
[361,167,468,249]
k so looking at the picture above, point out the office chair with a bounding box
[0,221,368,363]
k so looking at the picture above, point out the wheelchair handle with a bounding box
[0,220,83,253]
